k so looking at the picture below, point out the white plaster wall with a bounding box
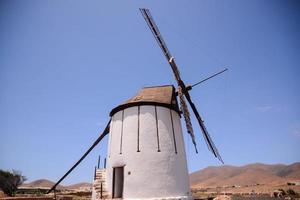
[106,105,192,199]
[91,179,96,200]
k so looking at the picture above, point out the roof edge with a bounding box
[109,101,180,117]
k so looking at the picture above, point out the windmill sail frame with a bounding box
[140,8,224,163]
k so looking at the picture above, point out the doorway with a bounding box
[112,166,124,198]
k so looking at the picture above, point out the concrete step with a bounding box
[92,169,109,200]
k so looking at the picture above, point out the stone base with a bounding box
[97,195,193,200]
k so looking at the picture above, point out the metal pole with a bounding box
[191,68,228,88]
[100,182,103,199]
[104,158,106,169]
[94,166,97,180]
[46,120,110,194]
[97,155,101,169]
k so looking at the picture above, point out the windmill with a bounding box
[47,8,227,200]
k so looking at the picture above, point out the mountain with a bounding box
[65,182,92,190]
[190,162,300,188]
[21,162,300,190]
[21,179,64,189]
[21,179,91,190]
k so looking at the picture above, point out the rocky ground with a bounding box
[192,184,300,200]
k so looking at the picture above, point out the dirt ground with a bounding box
[192,184,300,200]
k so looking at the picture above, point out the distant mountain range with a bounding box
[21,163,300,190]
[190,162,300,188]
[21,179,92,190]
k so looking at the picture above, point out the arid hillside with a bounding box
[190,162,300,188]
[21,179,63,189]
[21,179,91,190]
[65,182,92,190]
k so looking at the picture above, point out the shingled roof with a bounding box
[110,85,180,116]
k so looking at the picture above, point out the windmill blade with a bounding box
[139,8,182,83]
[183,91,224,163]
[140,8,223,162]
[178,88,198,153]
[140,8,199,152]
[47,120,111,194]
[140,8,172,62]
[169,49,224,163]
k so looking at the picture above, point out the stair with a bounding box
[92,169,110,199]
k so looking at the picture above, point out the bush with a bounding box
[0,169,26,196]
[287,189,296,195]
[278,189,286,196]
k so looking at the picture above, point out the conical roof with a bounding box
[110,85,180,116]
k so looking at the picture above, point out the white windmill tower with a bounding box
[105,85,191,199]
[47,8,226,200]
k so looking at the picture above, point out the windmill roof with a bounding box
[110,85,180,116]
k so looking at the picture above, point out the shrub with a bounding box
[0,169,26,196]
[287,189,296,195]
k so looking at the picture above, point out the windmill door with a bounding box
[112,166,124,198]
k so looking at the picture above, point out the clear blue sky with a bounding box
[0,0,299,185]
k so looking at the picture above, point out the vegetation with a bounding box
[278,188,286,196]
[286,188,297,195]
[0,169,26,196]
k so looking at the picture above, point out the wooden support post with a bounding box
[100,181,103,199]
[53,188,56,200]
[97,155,101,169]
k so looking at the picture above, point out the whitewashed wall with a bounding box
[106,105,192,200]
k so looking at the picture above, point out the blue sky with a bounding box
[0,0,299,185]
